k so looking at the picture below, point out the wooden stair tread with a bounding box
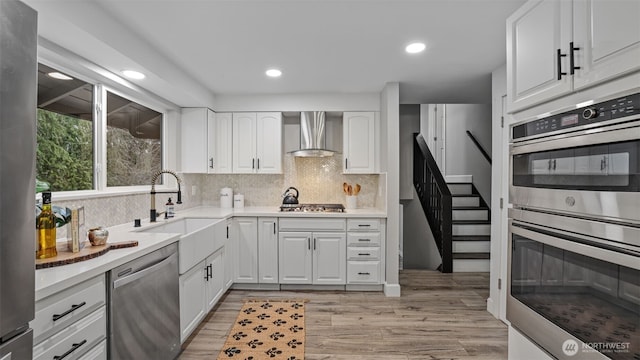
[452,235,490,242]
[453,252,490,260]
[452,206,489,210]
[452,219,491,225]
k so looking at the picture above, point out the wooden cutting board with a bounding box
[35,240,138,269]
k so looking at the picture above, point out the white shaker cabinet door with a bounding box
[179,261,206,343]
[232,113,257,173]
[181,108,210,173]
[343,112,375,173]
[572,0,640,90]
[506,0,572,113]
[312,232,346,285]
[234,217,258,283]
[258,217,279,283]
[279,232,313,284]
[256,112,282,174]
[210,112,233,174]
[205,249,225,311]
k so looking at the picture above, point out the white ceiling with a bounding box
[25,0,526,107]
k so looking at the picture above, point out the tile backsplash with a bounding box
[52,155,380,239]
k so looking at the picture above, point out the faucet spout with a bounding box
[150,170,182,222]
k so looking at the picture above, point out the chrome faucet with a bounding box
[150,170,182,222]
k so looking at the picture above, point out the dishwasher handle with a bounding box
[113,252,177,289]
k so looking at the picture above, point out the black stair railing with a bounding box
[413,133,452,273]
[466,130,492,164]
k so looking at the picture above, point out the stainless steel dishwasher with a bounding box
[108,243,180,360]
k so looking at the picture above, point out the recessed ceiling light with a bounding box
[405,42,426,54]
[266,69,282,77]
[47,72,73,80]
[122,70,146,80]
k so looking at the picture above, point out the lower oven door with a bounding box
[507,216,640,360]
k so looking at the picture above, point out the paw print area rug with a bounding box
[218,300,306,359]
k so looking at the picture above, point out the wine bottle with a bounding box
[36,191,57,259]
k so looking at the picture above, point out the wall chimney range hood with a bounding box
[290,111,336,157]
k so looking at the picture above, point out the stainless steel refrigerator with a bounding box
[0,0,37,359]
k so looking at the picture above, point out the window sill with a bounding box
[48,186,176,202]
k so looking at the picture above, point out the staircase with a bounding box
[449,182,491,272]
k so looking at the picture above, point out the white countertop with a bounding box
[35,205,386,301]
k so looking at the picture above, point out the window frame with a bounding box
[37,54,177,201]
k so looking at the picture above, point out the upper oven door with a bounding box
[510,120,640,222]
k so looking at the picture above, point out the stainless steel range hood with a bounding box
[290,111,336,157]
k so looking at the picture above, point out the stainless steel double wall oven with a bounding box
[508,92,640,360]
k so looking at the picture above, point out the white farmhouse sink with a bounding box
[136,217,223,274]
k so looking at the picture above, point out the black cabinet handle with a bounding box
[257,158,260,169]
[204,264,212,280]
[307,238,311,250]
[557,48,567,80]
[52,302,86,322]
[53,339,87,360]
[345,158,348,169]
[569,42,581,75]
[252,158,255,169]
[227,226,229,239]
[273,223,276,234]
[358,224,371,227]
[313,238,316,250]
[358,272,370,275]
[358,253,371,256]
[358,238,371,242]
[209,157,214,169]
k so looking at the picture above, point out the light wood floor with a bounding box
[179,270,508,359]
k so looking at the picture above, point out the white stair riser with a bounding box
[453,241,491,253]
[452,209,488,221]
[448,184,473,195]
[452,197,479,207]
[453,224,491,236]
[453,259,490,272]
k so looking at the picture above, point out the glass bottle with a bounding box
[36,191,57,259]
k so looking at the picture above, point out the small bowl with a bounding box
[88,227,109,246]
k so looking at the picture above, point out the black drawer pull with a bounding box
[53,339,86,360]
[358,253,371,256]
[52,302,86,322]
[358,239,371,242]
[358,272,371,275]
[358,224,371,227]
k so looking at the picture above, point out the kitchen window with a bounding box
[36,63,164,193]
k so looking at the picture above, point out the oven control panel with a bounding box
[512,93,639,140]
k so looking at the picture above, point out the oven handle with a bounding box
[510,221,640,269]
[510,119,640,155]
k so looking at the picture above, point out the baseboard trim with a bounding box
[384,283,401,297]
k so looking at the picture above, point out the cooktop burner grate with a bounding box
[280,203,345,212]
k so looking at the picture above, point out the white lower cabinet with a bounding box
[278,231,346,285]
[233,217,279,285]
[179,260,207,343]
[32,275,106,360]
[205,249,225,310]
[223,219,234,290]
[346,219,385,285]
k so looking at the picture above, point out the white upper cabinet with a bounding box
[507,0,640,113]
[572,0,640,90]
[232,112,282,174]
[181,108,232,173]
[343,112,376,174]
[507,0,572,113]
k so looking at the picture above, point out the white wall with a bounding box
[399,105,419,200]
[214,93,380,112]
[444,104,492,203]
[381,82,400,297]
[488,65,509,321]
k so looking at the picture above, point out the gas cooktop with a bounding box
[279,203,345,213]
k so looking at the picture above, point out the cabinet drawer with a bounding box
[347,232,380,246]
[33,307,106,360]
[279,218,346,232]
[347,246,380,260]
[347,261,381,284]
[33,275,106,344]
[347,218,380,231]
[78,339,107,360]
